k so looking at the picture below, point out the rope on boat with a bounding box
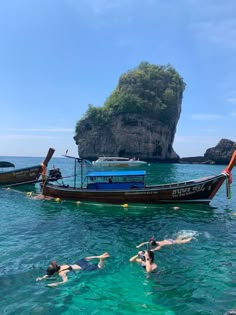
[226,176,231,199]
[222,168,233,199]
[1,178,42,188]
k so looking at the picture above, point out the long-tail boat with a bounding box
[41,150,236,205]
[0,148,55,187]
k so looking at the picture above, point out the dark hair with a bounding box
[149,240,157,247]
[147,250,154,263]
[46,261,60,276]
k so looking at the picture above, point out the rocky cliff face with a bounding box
[75,113,180,162]
[180,138,236,164]
[204,138,236,164]
[74,62,185,162]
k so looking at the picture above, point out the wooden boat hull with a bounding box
[42,173,226,204]
[0,165,43,186]
[0,148,55,187]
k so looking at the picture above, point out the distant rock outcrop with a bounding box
[204,138,236,164]
[180,138,236,165]
[74,62,185,162]
[179,156,213,164]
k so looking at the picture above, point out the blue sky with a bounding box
[0,0,235,158]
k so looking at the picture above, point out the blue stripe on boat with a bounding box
[86,170,146,177]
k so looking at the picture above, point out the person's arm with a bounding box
[36,274,48,281]
[136,241,148,248]
[47,272,68,287]
[129,254,142,262]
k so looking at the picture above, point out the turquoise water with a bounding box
[0,156,236,315]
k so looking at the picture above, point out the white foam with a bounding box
[175,230,199,239]
[203,231,211,239]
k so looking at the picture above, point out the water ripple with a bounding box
[0,160,236,314]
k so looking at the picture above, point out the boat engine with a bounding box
[48,168,62,181]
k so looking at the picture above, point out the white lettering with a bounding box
[172,184,205,198]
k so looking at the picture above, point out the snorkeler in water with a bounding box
[136,236,193,251]
[36,252,110,287]
[129,250,157,272]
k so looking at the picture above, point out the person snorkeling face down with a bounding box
[148,237,158,249]
[36,252,110,287]
[136,236,193,251]
[36,260,79,286]
[129,250,157,272]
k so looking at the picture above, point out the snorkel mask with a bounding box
[138,251,146,261]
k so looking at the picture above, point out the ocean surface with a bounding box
[0,156,236,315]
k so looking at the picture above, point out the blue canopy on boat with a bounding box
[86,170,146,177]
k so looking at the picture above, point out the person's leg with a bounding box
[97,258,104,269]
[162,239,175,246]
[70,264,82,270]
[85,252,110,261]
[175,237,192,244]
[99,252,110,259]
[97,253,110,268]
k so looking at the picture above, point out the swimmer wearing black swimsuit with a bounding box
[75,259,99,271]
[36,252,110,287]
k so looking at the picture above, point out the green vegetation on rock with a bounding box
[75,62,185,134]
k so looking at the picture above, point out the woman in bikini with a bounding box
[36,252,110,287]
[136,236,192,251]
[129,250,157,273]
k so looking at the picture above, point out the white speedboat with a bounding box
[92,156,147,168]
